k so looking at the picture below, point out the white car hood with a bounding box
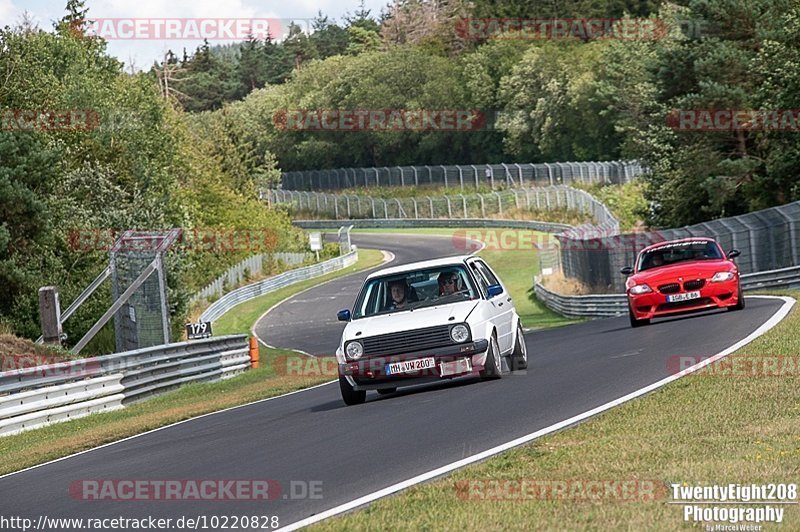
[343,300,479,341]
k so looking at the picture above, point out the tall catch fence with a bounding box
[265,185,614,223]
[281,160,644,190]
[558,201,800,293]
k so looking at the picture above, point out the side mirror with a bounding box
[337,309,351,322]
[620,266,634,275]
[727,249,740,259]
[486,284,503,298]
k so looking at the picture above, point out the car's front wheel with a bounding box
[480,333,502,380]
[729,283,745,311]
[510,322,528,371]
[339,375,366,405]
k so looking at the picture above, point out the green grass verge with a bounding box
[312,292,799,531]
[0,249,385,474]
[355,227,575,329]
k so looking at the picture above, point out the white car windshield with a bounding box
[352,265,478,318]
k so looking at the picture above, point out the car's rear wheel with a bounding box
[339,375,366,405]
[730,283,745,311]
[377,387,396,395]
[629,304,650,328]
[480,333,502,380]
[510,322,528,371]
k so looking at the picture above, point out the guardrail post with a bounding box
[413,166,419,186]
[397,166,404,186]
[441,165,448,188]
[458,166,464,190]
[38,286,62,345]
[249,337,260,369]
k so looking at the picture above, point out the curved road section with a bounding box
[0,233,790,531]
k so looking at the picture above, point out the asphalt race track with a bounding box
[0,233,788,531]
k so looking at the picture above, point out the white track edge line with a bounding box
[276,295,795,531]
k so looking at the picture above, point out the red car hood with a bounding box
[630,259,736,284]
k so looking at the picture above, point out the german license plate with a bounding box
[386,357,435,375]
[439,358,472,376]
[666,291,701,303]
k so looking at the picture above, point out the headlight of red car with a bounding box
[629,284,653,295]
[711,272,736,282]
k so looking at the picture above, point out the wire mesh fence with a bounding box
[281,160,645,191]
[265,185,616,224]
[557,201,800,293]
[110,231,180,353]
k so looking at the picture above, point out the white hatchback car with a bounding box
[335,255,527,405]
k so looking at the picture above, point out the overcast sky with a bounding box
[1,0,388,70]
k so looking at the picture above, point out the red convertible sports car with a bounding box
[621,237,744,327]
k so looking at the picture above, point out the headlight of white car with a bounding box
[629,284,652,295]
[345,341,363,360]
[711,272,735,282]
[450,324,470,343]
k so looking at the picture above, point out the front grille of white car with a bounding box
[361,325,455,357]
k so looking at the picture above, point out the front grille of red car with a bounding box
[658,283,680,294]
[361,325,454,357]
[683,279,705,291]
[657,297,712,312]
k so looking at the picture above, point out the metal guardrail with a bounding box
[199,249,359,323]
[535,266,800,319]
[281,160,645,191]
[192,252,310,304]
[0,335,249,436]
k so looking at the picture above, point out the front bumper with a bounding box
[340,339,489,390]
[628,279,740,320]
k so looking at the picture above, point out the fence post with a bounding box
[397,166,404,186]
[441,165,448,188]
[38,286,62,345]
[458,166,464,190]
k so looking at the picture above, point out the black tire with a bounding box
[730,284,745,311]
[510,322,528,371]
[628,305,650,328]
[339,375,366,405]
[480,333,502,380]
[377,387,397,395]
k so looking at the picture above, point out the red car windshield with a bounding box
[637,240,723,271]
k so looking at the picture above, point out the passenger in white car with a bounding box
[386,280,409,310]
